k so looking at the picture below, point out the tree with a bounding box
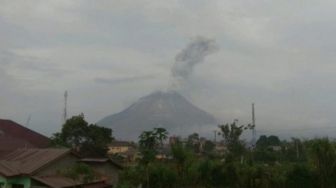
[186,133,201,153]
[308,138,336,188]
[60,163,96,184]
[256,135,269,149]
[268,135,280,146]
[51,114,113,157]
[256,135,281,149]
[154,128,169,147]
[138,128,169,188]
[139,131,158,164]
[81,124,113,157]
[218,121,248,157]
[286,164,316,188]
[147,162,177,188]
[255,135,282,163]
[203,140,215,153]
[53,114,88,148]
[170,140,197,187]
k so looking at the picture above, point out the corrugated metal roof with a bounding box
[0,148,70,176]
[0,135,36,158]
[32,176,81,188]
[32,176,111,188]
[79,158,124,169]
[0,119,50,148]
[79,158,109,162]
[0,161,21,177]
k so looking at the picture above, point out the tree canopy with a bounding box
[51,114,113,157]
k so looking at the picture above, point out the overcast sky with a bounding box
[1,0,336,138]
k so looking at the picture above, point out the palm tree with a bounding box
[154,128,168,148]
[138,128,169,188]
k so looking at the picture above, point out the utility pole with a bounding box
[214,130,217,142]
[63,90,68,124]
[252,103,256,145]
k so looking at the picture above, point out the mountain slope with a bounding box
[97,91,218,140]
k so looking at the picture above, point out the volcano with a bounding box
[97,91,218,140]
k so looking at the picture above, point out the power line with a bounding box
[258,125,336,133]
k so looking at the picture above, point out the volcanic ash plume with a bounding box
[171,37,219,89]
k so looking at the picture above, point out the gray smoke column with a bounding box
[171,37,219,89]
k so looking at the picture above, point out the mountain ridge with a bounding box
[97,90,218,140]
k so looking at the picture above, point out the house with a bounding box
[269,145,282,152]
[214,142,227,155]
[108,141,137,163]
[108,141,135,154]
[0,148,121,188]
[79,158,123,186]
[0,119,50,157]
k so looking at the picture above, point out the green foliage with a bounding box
[81,124,113,157]
[256,135,281,149]
[308,138,336,188]
[203,140,215,153]
[218,122,247,157]
[139,128,168,150]
[170,140,194,183]
[120,129,336,188]
[254,149,278,163]
[253,135,284,164]
[147,163,177,188]
[50,114,113,157]
[286,164,316,188]
[138,127,168,163]
[186,133,201,153]
[117,166,145,188]
[59,163,96,184]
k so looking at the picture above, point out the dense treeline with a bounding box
[117,122,336,188]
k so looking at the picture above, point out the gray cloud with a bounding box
[94,74,157,85]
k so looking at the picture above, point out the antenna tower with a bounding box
[26,115,31,127]
[63,91,68,123]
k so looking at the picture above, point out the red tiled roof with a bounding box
[0,119,50,148]
[0,148,71,176]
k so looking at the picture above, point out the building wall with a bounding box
[34,154,78,176]
[0,176,31,188]
[85,163,120,186]
[108,146,129,154]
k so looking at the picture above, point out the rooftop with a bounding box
[109,141,135,147]
[0,148,71,177]
[0,119,50,148]
[32,176,111,188]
